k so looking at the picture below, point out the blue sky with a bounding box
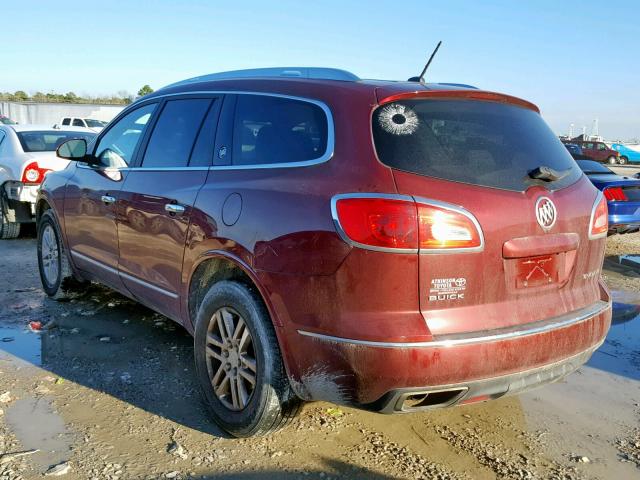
[2,0,639,139]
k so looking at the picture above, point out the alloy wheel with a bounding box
[41,224,60,286]
[205,307,257,410]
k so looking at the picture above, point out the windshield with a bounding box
[576,159,615,174]
[372,99,581,192]
[85,119,106,128]
[17,131,96,152]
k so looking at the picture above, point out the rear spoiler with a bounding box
[376,89,540,114]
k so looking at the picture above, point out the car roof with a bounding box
[150,67,538,112]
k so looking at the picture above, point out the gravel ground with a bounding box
[0,229,639,479]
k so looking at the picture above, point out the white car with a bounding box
[0,125,96,238]
[57,117,107,132]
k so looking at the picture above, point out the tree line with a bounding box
[0,85,154,105]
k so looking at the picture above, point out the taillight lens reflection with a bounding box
[418,204,482,250]
[334,196,482,252]
[589,193,608,239]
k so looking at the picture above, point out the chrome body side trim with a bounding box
[78,91,335,172]
[297,300,610,348]
[70,250,179,299]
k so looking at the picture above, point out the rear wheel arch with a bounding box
[187,253,283,330]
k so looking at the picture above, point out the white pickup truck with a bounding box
[57,117,107,132]
[0,125,96,238]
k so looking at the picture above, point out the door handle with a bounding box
[165,203,186,215]
[101,195,116,205]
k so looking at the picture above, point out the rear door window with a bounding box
[231,95,328,166]
[372,99,581,192]
[141,98,212,168]
[72,119,85,127]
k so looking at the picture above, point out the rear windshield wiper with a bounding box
[527,166,571,182]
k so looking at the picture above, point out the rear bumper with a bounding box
[3,181,39,204]
[288,299,611,406]
[368,340,601,413]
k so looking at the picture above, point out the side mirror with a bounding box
[56,139,87,160]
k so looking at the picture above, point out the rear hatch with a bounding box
[372,91,606,336]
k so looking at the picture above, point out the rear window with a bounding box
[232,95,328,166]
[17,131,96,152]
[372,99,581,192]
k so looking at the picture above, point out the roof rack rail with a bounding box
[164,67,360,89]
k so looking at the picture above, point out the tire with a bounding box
[0,195,21,240]
[608,156,618,165]
[37,210,83,299]
[194,280,302,437]
[619,156,628,165]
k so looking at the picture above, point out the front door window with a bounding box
[93,104,157,168]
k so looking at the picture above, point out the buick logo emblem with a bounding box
[535,197,557,230]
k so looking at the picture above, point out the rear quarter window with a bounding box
[231,95,328,166]
[372,99,581,192]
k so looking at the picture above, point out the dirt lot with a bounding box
[1,228,639,480]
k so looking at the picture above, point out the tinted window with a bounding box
[142,99,212,168]
[576,160,614,174]
[85,119,106,128]
[372,99,581,192]
[61,118,70,126]
[94,103,156,168]
[17,131,96,152]
[232,95,328,165]
[189,100,220,167]
[72,119,85,127]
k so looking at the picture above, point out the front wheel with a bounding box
[608,156,618,165]
[37,210,80,298]
[619,156,628,165]
[194,280,301,437]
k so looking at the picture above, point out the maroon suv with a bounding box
[37,67,611,437]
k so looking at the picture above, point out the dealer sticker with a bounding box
[429,277,467,302]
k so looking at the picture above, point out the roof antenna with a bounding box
[408,41,442,83]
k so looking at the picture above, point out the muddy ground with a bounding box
[1,228,639,480]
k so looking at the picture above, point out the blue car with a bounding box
[611,143,640,165]
[577,159,640,234]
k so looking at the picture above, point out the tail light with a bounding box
[603,187,627,202]
[417,203,482,250]
[589,192,608,239]
[332,194,483,253]
[21,162,51,184]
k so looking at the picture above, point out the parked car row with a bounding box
[30,67,611,437]
[562,139,620,164]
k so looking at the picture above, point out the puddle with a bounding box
[0,326,41,366]
[589,289,640,380]
[4,396,73,472]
